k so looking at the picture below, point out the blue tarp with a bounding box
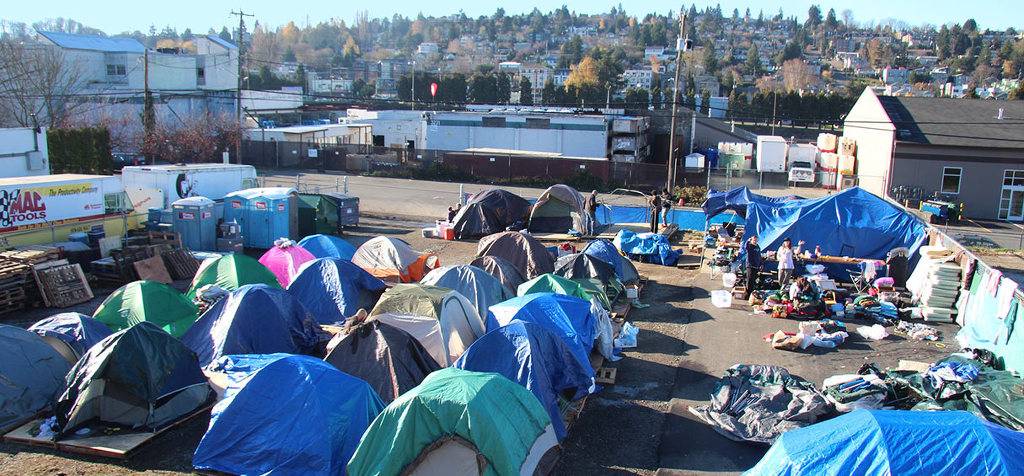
[454,320,594,440]
[583,239,639,283]
[28,313,112,358]
[613,229,681,266]
[298,234,357,260]
[287,258,387,324]
[595,205,649,225]
[486,293,597,377]
[702,187,800,219]
[193,354,385,476]
[596,205,743,230]
[746,410,1024,476]
[181,285,321,367]
[745,187,926,272]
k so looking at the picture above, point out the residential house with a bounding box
[882,67,910,86]
[623,69,654,90]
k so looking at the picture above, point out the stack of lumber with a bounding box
[0,248,62,315]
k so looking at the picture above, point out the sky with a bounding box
[3,0,1022,34]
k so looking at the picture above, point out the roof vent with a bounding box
[997,108,1004,120]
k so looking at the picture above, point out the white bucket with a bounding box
[625,287,639,299]
[711,290,733,308]
[722,272,737,287]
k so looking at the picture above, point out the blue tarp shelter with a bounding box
[454,320,594,439]
[583,239,639,284]
[746,410,1024,476]
[745,187,926,270]
[181,285,321,367]
[613,229,681,266]
[701,187,800,219]
[486,293,597,377]
[193,354,385,476]
[297,234,357,260]
[28,313,112,360]
[286,258,387,324]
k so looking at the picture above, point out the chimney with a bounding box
[997,108,1005,120]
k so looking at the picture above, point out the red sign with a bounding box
[277,203,285,211]
[255,202,268,210]
[179,212,195,220]
[230,201,242,209]
[430,82,438,97]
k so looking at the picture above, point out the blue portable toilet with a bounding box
[223,187,297,249]
[172,196,216,251]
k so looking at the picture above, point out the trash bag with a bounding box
[689,364,832,444]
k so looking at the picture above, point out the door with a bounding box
[999,170,1024,222]
[1007,189,1024,221]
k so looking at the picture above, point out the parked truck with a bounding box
[755,136,788,173]
[121,163,258,210]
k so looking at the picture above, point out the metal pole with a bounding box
[771,90,777,135]
[344,176,349,194]
[666,11,687,191]
[459,183,465,204]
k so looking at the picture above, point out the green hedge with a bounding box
[47,127,112,175]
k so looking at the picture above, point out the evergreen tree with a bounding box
[519,77,534,105]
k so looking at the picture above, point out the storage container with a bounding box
[171,196,216,251]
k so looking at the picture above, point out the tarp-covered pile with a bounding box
[324,320,441,402]
[352,236,439,283]
[528,184,593,235]
[187,253,281,300]
[297,233,357,260]
[583,239,639,284]
[613,229,681,266]
[287,258,387,324]
[193,354,385,475]
[701,186,800,219]
[451,189,531,239]
[93,280,198,338]
[0,326,71,430]
[476,231,554,279]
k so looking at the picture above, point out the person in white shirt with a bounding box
[789,276,811,301]
[776,237,804,285]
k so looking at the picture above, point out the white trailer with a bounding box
[755,136,788,173]
[121,164,258,209]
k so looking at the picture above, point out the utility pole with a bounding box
[771,89,778,135]
[666,11,688,191]
[142,49,156,160]
[231,9,253,164]
[411,61,416,111]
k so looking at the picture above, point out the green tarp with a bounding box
[186,253,280,300]
[93,281,198,338]
[348,368,553,476]
[518,273,610,309]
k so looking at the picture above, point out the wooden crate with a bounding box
[33,261,93,308]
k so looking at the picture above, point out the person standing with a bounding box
[660,189,673,229]
[585,190,599,223]
[743,235,763,300]
[776,237,804,286]
[648,190,662,233]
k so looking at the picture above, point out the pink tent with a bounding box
[258,240,316,287]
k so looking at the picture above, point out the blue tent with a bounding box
[746,410,1024,476]
[583,239,639,284]
[28,313,113,359]
[745,187,926,271]
[181,285,321,367]
[701,186,801,219]
[486,293,597,375]
[193,354,385,476]
[287,258,387,324]
[420,264,514,320]
[298,234,357,260]
[454,320,594,439]
[613,229,681,266]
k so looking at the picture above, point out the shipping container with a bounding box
[755,136,788,172]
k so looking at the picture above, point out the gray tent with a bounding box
[421,265,515,320]
[470,255,527,292]
[0,325,71,430]
[475,231,554,279]
[528,184,594,235]
[54,322,211,437]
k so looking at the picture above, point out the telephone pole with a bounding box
[142,50,156,159]
[666,11,688,191]
[231,9,253,164]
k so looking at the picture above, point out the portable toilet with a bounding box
[171,196,216,251]
[224,187,297,249]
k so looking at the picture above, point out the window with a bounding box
[196,67,205,81]
[1003,170,1024,187]
[525,118,550,129]
[941,167,961,194]
[481,117,506,128]
[104,192,131,213]
[105,64,126,76]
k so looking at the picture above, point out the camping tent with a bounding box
[747,410,1024,476]
[518,273,611,310]
[421,265,514,321]
[193,354,385,476]
[744,187,926,270]
[528,184,593,235]
[28,313,113,362]
[487,293,597,377]
[0,325,72,430]
[613,229,681,266]
[454,320,593,440]
[93,280,199,338]
[258,241,316,287]
[348,367,559,476]
[701,186,801,219]
[54,322,210,436]
[187,253,280,300]
[370,284,485,339]
[451,189,531,239]
[583,239,639,284]
[324,320,442,402]
[470,255,527,291]
[352,236,440,283]
[369,313,469,367]
[181,284,322,367]
[554,253,618,285]
[287,258,387,324]
[297,234,357,260]
[476,231,554,279]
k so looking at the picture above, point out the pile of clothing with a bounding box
[753,288,827,320]
[849,295,899,325]
[768,320,848,352]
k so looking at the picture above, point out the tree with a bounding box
[564,56,600,91]
[702,43,718,73]
[495,73,511,104]
[0,41,87,128]
[776,41,803,66]
[468,73,497,103]
[557,35,584,68]
[824,9,839,30]
[351,79,372,98]
[541,79,560,105]
[745,43,763,75]
[440,73,467,104]
[145,113,242,164]
[218,27,232,42]
[699,89,711,115]
[624,88,649,108]
[1009,82,1024,100]
[519,77,533,105]
[781,59,814,92]
[805,5,822,29]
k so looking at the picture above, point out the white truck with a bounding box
[787,144,818,184]
[755,136,788,173]
[121,164,258,210]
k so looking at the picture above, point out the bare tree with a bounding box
[143,112,242,164]
[0,40,87,128]
[781,59,814,92]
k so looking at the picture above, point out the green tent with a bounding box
[348,368,559,476]
[186,253,280,300]
[93,281,199,338]
[517,273,610,309]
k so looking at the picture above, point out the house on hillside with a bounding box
[843,88,1024,220]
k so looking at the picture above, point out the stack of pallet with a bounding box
[918,260,962,323]
[0,248,62,315]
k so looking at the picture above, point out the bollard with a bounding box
[344,176,349,194]
[335,177,340,192]
[459,184,465,205]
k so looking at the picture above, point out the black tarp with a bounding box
[323,320,441,403]
[471,255,528,292]
[451,189,531,239]
[554,253,617,285]
[0,325,71,429]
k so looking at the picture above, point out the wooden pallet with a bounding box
[133,256,172,284]
[147,231,182,249]
[0,286,26,315]
[161,249,200,280]
[33,261,93,308]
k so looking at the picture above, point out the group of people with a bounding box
[648,189,676,233]
[743,236,807,300]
